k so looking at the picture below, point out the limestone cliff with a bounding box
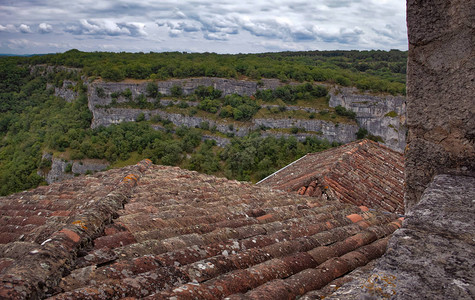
[87,78,407,147]
[329,87,406,152]
[38,155,109,184]
[47,80,78,103]
[89,77,281,108]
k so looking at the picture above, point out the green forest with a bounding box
[21,49,406,94]
[0,49,406,196]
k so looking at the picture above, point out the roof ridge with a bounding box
[257,142,371,190]
[0,160,152,299]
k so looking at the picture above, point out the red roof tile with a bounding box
[0,159,401,299]
[258,139,405,214]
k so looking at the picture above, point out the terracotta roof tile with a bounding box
[258,139,405,214]
[0,159,402,299]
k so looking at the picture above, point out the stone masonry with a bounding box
[405,0,475,210]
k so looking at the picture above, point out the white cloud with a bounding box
[19,24,32,33]
[39,23,53,34]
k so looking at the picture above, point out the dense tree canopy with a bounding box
[19,49,406,95]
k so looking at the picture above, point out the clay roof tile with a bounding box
[258,139,404,214]
[0,160,402,299]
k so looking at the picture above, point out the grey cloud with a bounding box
[65,20,146,37]
[322,0,362,9]
[316,27,364,44]
[292,29,317,41]
[372,24,403,40]
[238,18,317,42]
[118,22,147,37]
[189,14,239,35]
[0,24,33,33]
[240,20,284,39]
[157,20,200,37]
[203,32,228,41]
[158,21,200,33]
[0,24,17,33]
[6,39,38,49]
[158,13,238,40]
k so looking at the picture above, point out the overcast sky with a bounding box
[0,0,407,55]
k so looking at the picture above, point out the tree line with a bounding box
[18,49,407,95]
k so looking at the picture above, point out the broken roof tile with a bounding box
[258,139,405,214]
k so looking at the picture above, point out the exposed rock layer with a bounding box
[48,81,78,103]
[329,87,406,152]
[39,157,109,184]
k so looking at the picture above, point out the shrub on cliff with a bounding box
[146,82,159,98]
[194,85,222,100]
[335,105,357,120]
[171,85,183,97]
[96,87,106,98]
[356,127,368,139]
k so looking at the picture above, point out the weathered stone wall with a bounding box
[405,0,475,210]
[329,87,406,152]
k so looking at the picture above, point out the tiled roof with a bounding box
[258,139,405,214]
[0,160,402,299]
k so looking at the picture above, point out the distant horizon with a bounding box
[0,1,407,55]
[0,48,408,58]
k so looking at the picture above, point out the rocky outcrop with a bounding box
[329,87,406,152]
[88,78,362,144]
[40,157,109,184]
[202,135,231,147]
[404,0,475,210]
[47,80,78,102]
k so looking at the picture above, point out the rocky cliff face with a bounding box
[89,77,282,107]
[47,80,78,103]
[329,87,406,152]
[87,78,404,148]
[254,118,357,144]
[91,107,358,144]
[38,156,109,184]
